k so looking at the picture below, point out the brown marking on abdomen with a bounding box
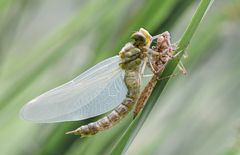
[133,75,158,118]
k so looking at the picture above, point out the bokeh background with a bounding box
[0,0,240,155]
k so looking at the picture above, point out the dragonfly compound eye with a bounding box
[131,32,146,46]
[131,28,152,47]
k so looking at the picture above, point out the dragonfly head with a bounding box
[131,28,152,47]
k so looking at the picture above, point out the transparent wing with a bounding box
[20,56,127,123]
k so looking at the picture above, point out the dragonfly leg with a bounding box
[156,61,187,81]
[156,62,187,81]
[148,59,159,74]
[140,57,147,76]
[148,49,160,56]
[177,61,187,75]
[156,73,178,81]
[172,49,187,74]
[143,74,154,78]
[183,50,188,59]
[173,49,188,59]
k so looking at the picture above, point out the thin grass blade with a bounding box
[110,0,215,154]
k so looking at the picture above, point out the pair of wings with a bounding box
[20,56,128,123]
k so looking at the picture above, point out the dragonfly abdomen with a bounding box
[68,71,140,137]
[66,99,136,137]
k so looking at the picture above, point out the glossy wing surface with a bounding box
[20,56,127,123]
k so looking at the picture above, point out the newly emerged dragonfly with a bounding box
[20,28,161,137]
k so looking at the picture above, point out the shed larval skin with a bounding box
[134,31,174,118]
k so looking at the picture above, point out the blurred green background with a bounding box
[0,0,240,155]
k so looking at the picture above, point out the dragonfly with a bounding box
[20,28,161,137]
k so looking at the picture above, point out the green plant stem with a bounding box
[110,0,214,154]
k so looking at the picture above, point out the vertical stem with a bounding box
[110,0,215,154]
